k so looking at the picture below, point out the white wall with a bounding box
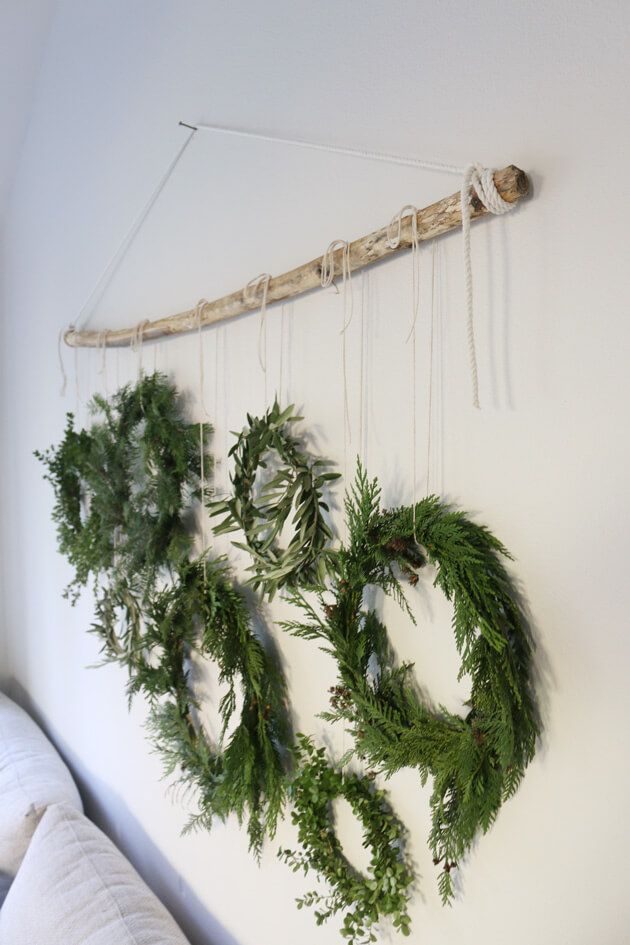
[1,2,629,943]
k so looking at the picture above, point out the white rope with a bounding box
[76,128,197,331]
[195,299,210,582]
[426,242,437,495]
[321,239,353,436]
[58,327,70,397]
[97,330,109,397]
[244,273,271,404]
[131,319,151,381]
[388,205,420,536]
[279,302,285,402]
[321,239,354,541]
[189,122,465,176]
[74,344,80,419]
[359,270,366,463]
[461,164,514,409]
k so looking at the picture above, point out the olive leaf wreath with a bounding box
[210,401,339,599]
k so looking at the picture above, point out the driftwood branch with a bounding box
[65,165,529,349]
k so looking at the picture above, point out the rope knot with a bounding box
[461,165,515,409]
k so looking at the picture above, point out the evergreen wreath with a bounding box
[128,559,288,854]
[283,464,539,904]
[36,374,289,851]
[278,734,413,944]
[35,372,206,605]
[210,401,339,599]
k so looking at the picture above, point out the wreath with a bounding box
[278,735,413,944]
[129,559,288,853]
[36,375,289,851]
[35,372,206,604]
[283,464,539,903]
[210,401,339,599]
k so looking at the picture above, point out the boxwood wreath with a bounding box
[279,735,413,944]
[38,379,539,938]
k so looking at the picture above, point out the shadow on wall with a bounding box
[5,679,242,945]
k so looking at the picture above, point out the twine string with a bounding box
[461,164,514,409]
[195,299,210,582]
[244,273,272,405]
[321,239,353,542]
[387,206,420,538]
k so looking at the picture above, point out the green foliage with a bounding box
[210,401,339,599]
[278,735,413,944]
[282,462,539,903]
[36,374,289,852]
[35,372,206,605]
[134,559,288,853]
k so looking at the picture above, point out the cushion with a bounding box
[0,691,82,876]
[0,803,190,944]
[0,873,11,910]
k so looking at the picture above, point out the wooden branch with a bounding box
[65,165,529,349]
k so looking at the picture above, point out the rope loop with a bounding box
[386,204,419,252]
[321,240,353,333]
[244,273,271,373]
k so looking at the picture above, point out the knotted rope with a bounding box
[461,164,514,408]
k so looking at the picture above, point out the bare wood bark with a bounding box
[65,165,529,349]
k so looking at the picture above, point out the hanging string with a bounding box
[195,299,211,582]
[279,302,285,403]
[426,242,437,496]
[387,206,420,537]
[76,127,197,332]
[74,344,80,420]
[58,326,71,397]
[131,319,151,380]
[321,239,353,539]
[188,121,465,176]
[244,273,271,405]
[97,330,109,397]
[321,239,353,437]
[359,271,366,464]
[461,164,514,409]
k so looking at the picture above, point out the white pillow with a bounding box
[0,803,191,944]
[0,691,82,876]
[0,873,12,910]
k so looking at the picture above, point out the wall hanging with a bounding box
[41,122,538,943]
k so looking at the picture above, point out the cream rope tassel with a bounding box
[461,164,514,409]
